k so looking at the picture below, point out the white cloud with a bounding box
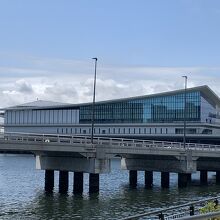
[15,79,34,94]
[0,55,220,108]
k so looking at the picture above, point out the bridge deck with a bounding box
[0,132,220,158]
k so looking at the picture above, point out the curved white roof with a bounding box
[1,85,220,110]
[14,100,68,108]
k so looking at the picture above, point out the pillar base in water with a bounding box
[129,170,137,188]
[161,172,169,188]
[216,171,220,184]
[45,170,54,193]
[178,173,188,187]
[59,171,69,193]
[187,173,192,183]
[145,171,153,188]
[89,173,99,193]
[74,172,84,194]
[200,171,208,185]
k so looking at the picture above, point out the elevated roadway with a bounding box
[1,132,220,192]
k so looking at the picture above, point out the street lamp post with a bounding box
[91,58,98,144]
[182,76,188,148]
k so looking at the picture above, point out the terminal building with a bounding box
[1,85,220,143]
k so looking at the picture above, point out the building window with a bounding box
[175,128,183,134]
[175,128,197,134]
[102,130,106,134]
[83,130,86,134]
[202,129,212,134]
[187,129,197,134]
[160,128,162,134]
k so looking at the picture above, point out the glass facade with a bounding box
[5,109,79,125]
[79,91,201,124]
[201,96,216,123]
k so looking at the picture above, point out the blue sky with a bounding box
[0,0,220,107]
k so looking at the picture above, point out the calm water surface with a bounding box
[0,154,219,219]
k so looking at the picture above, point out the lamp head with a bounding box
[92,57,98,61]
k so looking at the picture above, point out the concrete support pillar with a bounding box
[45,170,54,193]
[161,172,169,188]
[200,171,208,185]
[187,173,192,183]
[73,172,84,194]
[178,173,188,187]
[216,171,220,185]
[89,173,99,193]
[59,171,69,193]
[145,171,153,188]
[129,170,137,188]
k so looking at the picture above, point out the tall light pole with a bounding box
[91,58,98,144]
[182,75,188,148]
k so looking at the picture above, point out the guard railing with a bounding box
[121,196,220,220]
[1,131,220,152]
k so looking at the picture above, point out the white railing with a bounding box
[1,132,92,146]
[1,131,220,152]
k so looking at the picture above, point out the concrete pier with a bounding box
[200,171,208,185]
[59,171,69,193]
[36,156,110,174]
[45,170,54,192]
[129,170,137,188]
[145,171,153,188]
[89,173,99,193]
[74,172,84,194]
[216,171,220,184]
[161,172,169,188]
[178,173,188,187]
[187,173,192,183]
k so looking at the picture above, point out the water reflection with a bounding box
[17,184,220,220]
